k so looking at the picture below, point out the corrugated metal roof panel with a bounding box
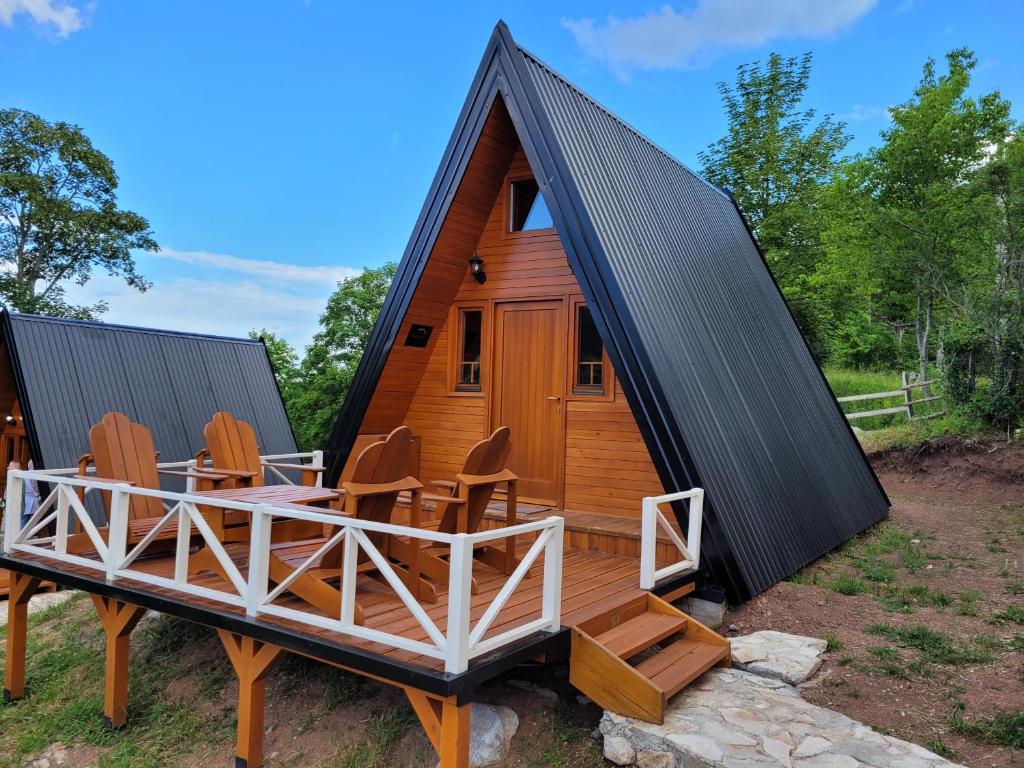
[2,312,297,481]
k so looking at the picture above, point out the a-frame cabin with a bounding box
[326,22,890,603]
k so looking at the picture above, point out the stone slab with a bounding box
[730,630,828,685]
[600,668,965,768]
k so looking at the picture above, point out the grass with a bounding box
[991,606,1024,626]
[824,632,844,652]
[865,623,994,666]
[827,574,869,596]
[952,703,1024,749]
[315,706,419,768]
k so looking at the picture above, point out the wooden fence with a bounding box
[837,372,945,426]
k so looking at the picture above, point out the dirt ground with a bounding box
[728,438,1024,767]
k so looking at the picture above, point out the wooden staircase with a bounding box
[569,593,730,724]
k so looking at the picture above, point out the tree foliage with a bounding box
[0,108,157,318]
[255,263,397,451]
[699,52,850,352]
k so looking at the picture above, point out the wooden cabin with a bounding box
[0,23,888,768]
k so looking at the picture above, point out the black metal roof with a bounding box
[325,22,889,601]
[0,310,297,476]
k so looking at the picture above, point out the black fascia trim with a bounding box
[0,555,563,698]
[492,26,745,600]
[323,29,508,486]
[721,191,891,510]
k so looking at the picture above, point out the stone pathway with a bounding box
[600,632,965,768]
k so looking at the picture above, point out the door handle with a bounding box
[546,396,561,401]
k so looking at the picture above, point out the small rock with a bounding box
[636,750,675,768]
[468,704,519,768]
[910,538,920,545]
[728,623,740,632]
[730,631,827,685]
[603,734,636,766]
[31,745,69,768]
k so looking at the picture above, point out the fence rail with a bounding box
[836,372,945,426]
[639,488,703,590]
[3,468,564,674]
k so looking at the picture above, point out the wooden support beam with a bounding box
[405,690,471,768]
[91,595,147,728]
[3,572,40,702]
[217,630,282,768]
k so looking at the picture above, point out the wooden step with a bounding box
[594,610,688,659]
[636,636,732,698]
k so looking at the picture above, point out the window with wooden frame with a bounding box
[450,305,485,393]
[508,177,553,232]
[571,302,610,397]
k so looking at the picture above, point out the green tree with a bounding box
[250,328,301,420]
[289,263,397,450]
[699,52,850,351]
[845,49,1011,385]
[0,109,157,319]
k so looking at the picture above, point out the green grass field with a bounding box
[823,367,947,436]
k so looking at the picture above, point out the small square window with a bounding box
[509,178,553,232]
[575,306,604,394]
[456,309,482,391]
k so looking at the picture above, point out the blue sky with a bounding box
[2,0,1021,349]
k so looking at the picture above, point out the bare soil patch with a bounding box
[728,438,1024,767]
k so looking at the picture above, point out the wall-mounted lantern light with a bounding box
[4,414,16,426]
[469,254,487,284]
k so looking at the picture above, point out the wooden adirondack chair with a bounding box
[196,411,325,488]
[75,411,233,547]
[393,427,520,586]
[266,426,432,623]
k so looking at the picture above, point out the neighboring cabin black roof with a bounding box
[325,22,889,601]
[0,310,297,478]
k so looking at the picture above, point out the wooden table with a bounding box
[192,485,342,541]
[194,485,340,506]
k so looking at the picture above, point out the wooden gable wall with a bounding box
[356,101,666,518]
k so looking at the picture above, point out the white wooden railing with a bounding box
[3,469,563,674]
[639,488,703,590]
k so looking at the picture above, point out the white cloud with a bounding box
[62,248,365,352]
[155,248,360,286]
[839,104,891,123]
[0,0,82,37]
[562,1,877,77]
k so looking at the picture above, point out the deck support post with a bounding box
[217,630,282,768]
[91,595,146,729]
[3,572,41,702]
[405,690,471,768]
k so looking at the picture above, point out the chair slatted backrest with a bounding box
[89,411,164,520]
[437,426,511,535]
[322,427,414,569]
[204,411,263,485]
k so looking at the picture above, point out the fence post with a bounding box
[687,490,704,568]
[312,451,324,488]
[4,464,23,553]
[186,460,198,493]
[107,483,132,578]
[246,505,272,617]
[640,497,657,590]
[340,527,358,626]
[901,371,912,419]
[55,485,69,555]
[445,534,474,674]
[542,519,564,632]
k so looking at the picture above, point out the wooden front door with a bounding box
[492,300,565,503]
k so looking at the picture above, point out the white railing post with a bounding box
[312,450,324,488]
[246,504,272,616]
[640,497,657,590]
[107,483,132,579]
[687,490,704,568]
[55,485,69,555]
[542,518,565,631]
[445,534,474,674]
[185,460,197,493]
[339,526,358,626]
[174,504,191,584]
[4,468,23,553]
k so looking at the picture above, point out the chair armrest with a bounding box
[343,476,423,497]
[263,462,325,473]
[431,479,456,491]
[158,469,229,481]
[75,475,136,485]
[455,469,518,487]
[195,467,258,478]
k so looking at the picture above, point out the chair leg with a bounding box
[3,572,40,702]
[91,595,147,728]
[218,632,282,768]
